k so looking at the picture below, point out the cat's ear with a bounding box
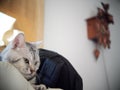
[30,41,42,48]
[12,33,25,49]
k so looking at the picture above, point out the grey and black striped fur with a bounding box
[0,33,46,90]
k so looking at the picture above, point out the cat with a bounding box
[0,33,46,90]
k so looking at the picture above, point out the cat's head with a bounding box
[0,33,41,80]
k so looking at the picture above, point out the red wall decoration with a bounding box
[86,2,114,59]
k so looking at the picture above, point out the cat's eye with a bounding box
[35,61,38,65]
[24,58,29,64]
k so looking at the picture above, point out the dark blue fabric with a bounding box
[37,49,83,90]
[37,59,63,87]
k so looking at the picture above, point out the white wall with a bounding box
[44,0,120,90]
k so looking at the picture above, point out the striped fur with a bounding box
[0,33,46,90]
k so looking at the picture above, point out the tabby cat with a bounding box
[0,33,46,90]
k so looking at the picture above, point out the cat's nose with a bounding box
[30,69,35,73]
[29,66,35,73]
[30,68,35,73]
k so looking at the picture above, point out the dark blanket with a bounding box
[36,49,83,90]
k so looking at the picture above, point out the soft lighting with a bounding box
[7,29,24,42]
[0,12,16,46]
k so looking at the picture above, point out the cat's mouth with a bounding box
[24,72,36,80]
[21,71,36,79]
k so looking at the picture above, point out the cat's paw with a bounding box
[38,84,47,90]
[34,84,47,90]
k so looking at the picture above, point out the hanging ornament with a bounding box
[86,2,114,59]
[94,48,100,59]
